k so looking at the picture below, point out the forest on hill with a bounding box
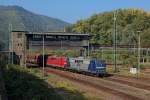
[0,6,69,50]
[65,9,150,47]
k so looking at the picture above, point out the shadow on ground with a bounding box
[104,73,114,77]
[2,65,86,100]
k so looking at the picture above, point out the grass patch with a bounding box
[107,65,150,78]
[107,66,137,77]
[45,73,86,100]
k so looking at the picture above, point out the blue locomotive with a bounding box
[68,57,106,76]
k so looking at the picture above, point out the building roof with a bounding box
[12,31,89,36]
[28,32,89,36]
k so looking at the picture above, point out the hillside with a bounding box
[0,5,70,50]
[65,9,150,47]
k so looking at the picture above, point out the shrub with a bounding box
[3,64,63,100]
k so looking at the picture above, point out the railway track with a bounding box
[104,76,150,91]
[115,74,150,83]
[44,67,150,100]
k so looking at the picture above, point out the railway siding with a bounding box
[105,76,150,90]
[90,77,150,100]
[45,68,150,100]
[74,72,150,100]
[116,74,150,83]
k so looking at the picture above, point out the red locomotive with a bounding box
[47,55,68,68]
[26,54,69,68]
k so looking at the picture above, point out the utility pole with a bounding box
[87,40,90,58]
[61,40,62,49]
[43,33,45,76]
[11,24,13,65]
[137,31,141,78]
[8,24,11,64]
[113,10,117,72]
[101,48,103,60]
[9,23,13,64]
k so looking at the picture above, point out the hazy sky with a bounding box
[0,0,149,23]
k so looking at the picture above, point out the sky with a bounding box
[0,0,149,23]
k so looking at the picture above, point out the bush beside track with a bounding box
[2,64,87,100]
[2,64,64,100]
[0,66,7,100]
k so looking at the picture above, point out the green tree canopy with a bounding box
[65,9,150,47]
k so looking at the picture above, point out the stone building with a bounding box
[11,31,89,66]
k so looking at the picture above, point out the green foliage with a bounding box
[124,54,138,67]
[0,53,9,66]
[141,28,150,47]
[66,9,150,47]
[3,65,87,100]
[3,64,64,100]
[138,63,150,69]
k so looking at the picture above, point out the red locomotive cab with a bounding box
[47,55,68,68]
[59,57,66,67]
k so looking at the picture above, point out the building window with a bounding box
[70,36,81,41]
[33,35,41,39]
[17,33,22,38]
[45,35,57,40]
[58,36,68,40]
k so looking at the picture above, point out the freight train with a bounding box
[27,54,107,76]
